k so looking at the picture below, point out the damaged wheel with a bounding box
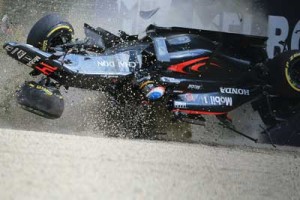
[268,50,300,97]
[27,13,74,51]
[16,81,64,119]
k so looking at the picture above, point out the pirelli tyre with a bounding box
[268,51,300,97]
[16,82,64,119]
[27,13,74,51]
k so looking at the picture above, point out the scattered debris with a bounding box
[1,14,12,35]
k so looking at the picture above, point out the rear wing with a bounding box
[84,23,122,50]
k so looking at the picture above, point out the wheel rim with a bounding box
[49,32,70,47]
[43,28,73,51]
[49,32,72,49]
[286,56,300,91]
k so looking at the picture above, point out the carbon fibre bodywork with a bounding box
[7,22,300,140]
[4,24,268,114]
[146,25,267,115]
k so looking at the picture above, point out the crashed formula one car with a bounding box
[3,14,300,144]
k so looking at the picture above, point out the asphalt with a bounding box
[0,128,299,200]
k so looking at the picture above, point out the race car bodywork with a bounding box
[3,14,300,144]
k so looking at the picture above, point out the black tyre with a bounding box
[27,13,74,51]
[16,82,64,119]
[268,50,300,97]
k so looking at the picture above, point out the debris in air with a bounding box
[139,8,160,19]
[1,15,12,34]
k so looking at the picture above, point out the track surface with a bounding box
[0,129,299,200]
[1,2,300,199]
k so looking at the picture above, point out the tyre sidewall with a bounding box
[16,82,64,119]
[40,23,74,51]
[269,50,300,98]
[284,52,300,94]
[27,14,74,51]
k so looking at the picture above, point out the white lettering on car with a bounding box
[174,101,187,109]
[23,55,33,62]
[220,87,250,96]
[188,84,202,90]
[97,61,115,67]
[5,45,13,52]
[97,61,137,68]
[17,50,27,59]
[27,56,41,67]
[11,48,19,55]
[210,96,233,106]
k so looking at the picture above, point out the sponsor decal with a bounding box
[173,90,184,93]
[97,60,137,68]
[220,87,250,96]
[4,45,13,52]
[168,57,209,74]
[23,55,33,62]
[36,85,53,96]
[42,40,48,51]
[7,46,27,60]
[160,77,181,84]
[17,50,26,59]
[168,56,221,74]
[209,96,233,106]
[35,62,57,75]
[178,94,233,107]
[185,93,195,102]
[174,101,187,109]
[27,56,41,67]
[187,84,202,90]
[147,86,165,101]
[11,48,19,55]
[101,75,119,78]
